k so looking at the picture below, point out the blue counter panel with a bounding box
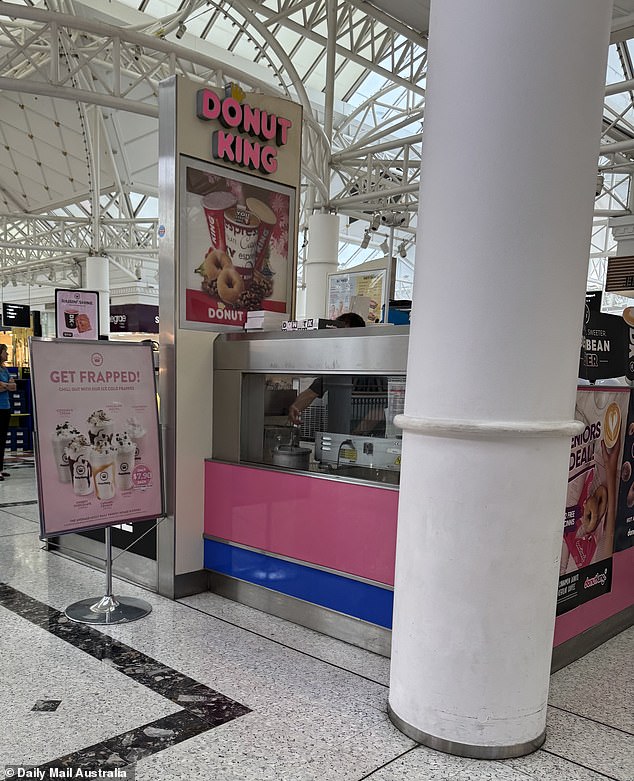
[204,539,393,628]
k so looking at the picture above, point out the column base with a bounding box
[387,702,546,760]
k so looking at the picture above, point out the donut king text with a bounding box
[569,422,600,471]
[50,370,140,384]
[196,89,292,175]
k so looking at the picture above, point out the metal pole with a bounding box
[104,525,113,598]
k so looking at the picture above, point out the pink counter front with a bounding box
[203,459,634,644]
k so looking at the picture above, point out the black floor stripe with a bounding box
[0,500,38,508]
[0,582,251,770]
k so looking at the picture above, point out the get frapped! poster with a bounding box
[180,158,295,329]
[30,340,163,536]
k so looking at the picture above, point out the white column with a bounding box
[610,215,634,255]
[85,255,110,338]
[388,0,613,759]
[303,213,340,318]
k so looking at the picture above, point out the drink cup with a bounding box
[64,310,78,329]
[115,444,135,490]
[131,434,146,462]
[246,197,277,271]
[91,448,116,500]
[65,436,91,480]
[224,206,260,269]
[88,420,114,445]
[72,456,93,496]
[52,433,75,483]
[202,191,237,251]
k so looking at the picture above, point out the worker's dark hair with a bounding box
[335,312,366,328]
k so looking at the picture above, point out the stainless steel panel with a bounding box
[49,534,157,591]
[214,326,410,373]
[157,75,178,598]
[207,571,392,657]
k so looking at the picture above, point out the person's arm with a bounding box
[289,388,319,424]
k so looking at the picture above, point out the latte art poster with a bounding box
[179,158,296,330]
[30,339,163,537]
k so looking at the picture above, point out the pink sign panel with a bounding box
[55,289,100,340]
[30,339,163,536]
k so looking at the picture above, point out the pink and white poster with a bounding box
[180,158,295,329]
[30,339,163,536]
[55,289,100,340]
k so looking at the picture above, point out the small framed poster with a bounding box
[55,289,100,339]
[30,339,164,537]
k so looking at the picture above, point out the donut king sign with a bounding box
[196,86,293,176]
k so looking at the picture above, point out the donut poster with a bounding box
[558,387,628,614]
[30,339,163,536]
[179,158,296,329]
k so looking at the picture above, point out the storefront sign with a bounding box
[558,387,628,614]
[30,339,163,536]
[196,88,293,175]
[180,158,295,329]
[55,289,99,340]
[110,304,159,333]
[579,309,627,382]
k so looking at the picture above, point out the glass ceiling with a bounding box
[2,1,634,303]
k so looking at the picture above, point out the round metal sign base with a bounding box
[65,595,152,625]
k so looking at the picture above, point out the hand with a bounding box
[7,381,16,391]
[288,403,301,425]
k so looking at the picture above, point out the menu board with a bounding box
[55,289,100,340]
[2,302,31,328]
[180,158,295,330]
[327,270,386,323]
[30,339,163,536]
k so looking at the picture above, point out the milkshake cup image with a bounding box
[64,434,91,480]
[87,410,114,445]
[72,454,93,496]
[114,432,135,490]
[246,197,277,272]
[52,422,81,483]
[91,442,116,501]
[126,417,146,461]
[202,191,237,251]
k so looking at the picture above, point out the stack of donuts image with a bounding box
[195,248,273,310]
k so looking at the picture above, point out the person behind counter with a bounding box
[0,344,16,481]
[288,312,365,425]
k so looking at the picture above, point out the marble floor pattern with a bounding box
[0,467,632,780]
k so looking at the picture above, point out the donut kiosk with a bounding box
[203,325,634,664]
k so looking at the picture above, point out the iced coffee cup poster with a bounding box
[55,289,100,340]
[30,339,163,536]
[179,158,296,329]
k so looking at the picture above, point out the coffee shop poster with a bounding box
[55,289,100,340]
[180,158,296,329]
[30,339,163,537]
[557,387,628,615]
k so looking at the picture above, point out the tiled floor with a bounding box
[0,465,632,780]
